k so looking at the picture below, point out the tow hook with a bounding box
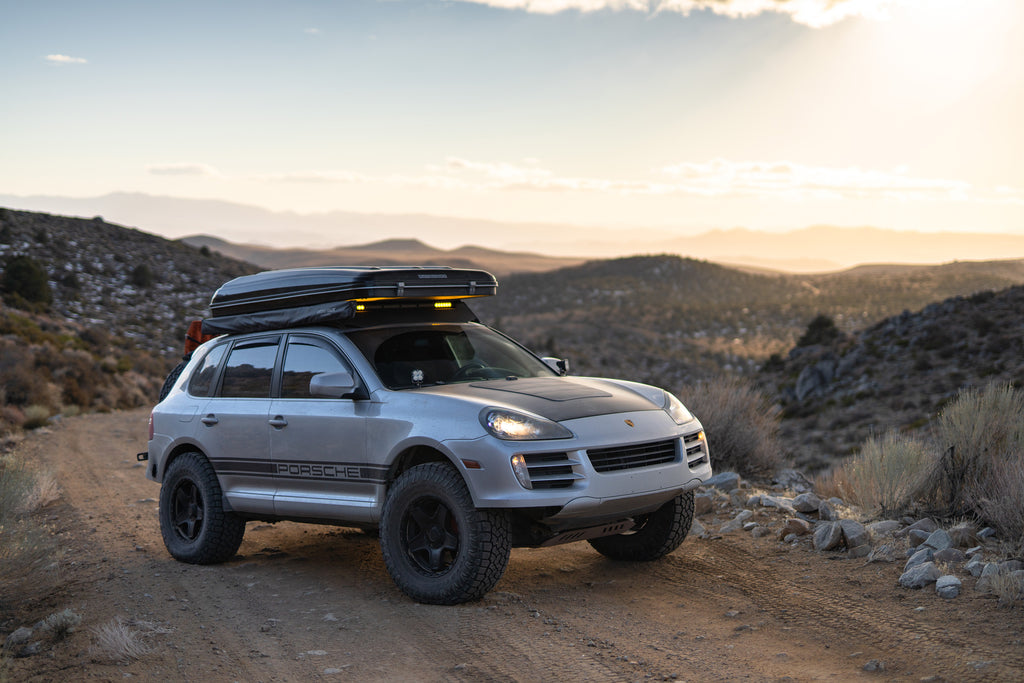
[137,452,149,462]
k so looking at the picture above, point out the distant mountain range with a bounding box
[4,192,1024,272]
[180,235,584,277]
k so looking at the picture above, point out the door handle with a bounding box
[201,414,219,426]
[269,416,288,429]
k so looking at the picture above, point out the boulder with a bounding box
[721,510,753,533]
[847,544,872,559]
[818,500,838,522]
[922,529,953,553]
[866,520,902,539]
[780,518,812,538]
[904,548,934,573]
[867,544,897,563]
[839,520,870,549]
[899,562,942,589]
[792,492,821,513]
[704,472,741,492]
[694,494,714,516]
[935,575,962,599]
[905,518,938,534]
[908,529,931,547]
[759,495,796,515]
[932,547,966,566]
[813,521,843,551]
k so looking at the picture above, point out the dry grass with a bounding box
[0,453,60,596]
[677,375,784,477]
[89,618,151,664]
[990,571,1024,608]
[831,430,930,518]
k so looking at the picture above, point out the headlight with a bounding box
[663,392,693,424]
[480,408,573,441]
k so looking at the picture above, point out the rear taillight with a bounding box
[148,412,154,441]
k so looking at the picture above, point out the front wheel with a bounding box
[159,451,245,564]
[380,462,510,604]
[588,490,695,561]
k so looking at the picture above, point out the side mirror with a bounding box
[542,357,570,376]
[309,371,356,398]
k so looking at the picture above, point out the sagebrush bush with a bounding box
[22,404,51,430]
[677,376,783,477]
[826,430,930,517]
[0,454,59,595]
[919,384,1024,544]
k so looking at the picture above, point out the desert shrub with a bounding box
[825,430,930,517]
[922,384,1024,512]
[0,454,59,595]
[2,255,52,308]
[677,376,783,477]
[22,405,51,430]
[796,314,840,347]
[129,263,155,288]
[40,608,82,641]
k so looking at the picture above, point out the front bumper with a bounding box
[447,410,711,526]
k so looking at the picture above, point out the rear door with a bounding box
[196,336,281,515]
[269,334,379,523]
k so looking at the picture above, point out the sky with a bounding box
[2,0,1023,246]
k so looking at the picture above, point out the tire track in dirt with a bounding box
[8,411,1024,682]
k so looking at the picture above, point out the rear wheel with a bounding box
[159,452,245,564]
[380,462,510,604]
[588,490,694,561]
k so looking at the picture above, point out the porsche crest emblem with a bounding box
[624,419,635,428]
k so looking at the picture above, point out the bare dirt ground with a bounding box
[3,410,1023,682]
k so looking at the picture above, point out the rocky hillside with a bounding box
[759,286,1024,471]
[0,208,255,428]
[0,208,255,355]
[474,254,1024,392]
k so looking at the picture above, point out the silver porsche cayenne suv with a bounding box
[142,267,712,604]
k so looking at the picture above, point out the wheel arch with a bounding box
[386,444,459,486]
[156,442,211,482]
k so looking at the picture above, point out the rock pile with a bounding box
[693,470,1023,603]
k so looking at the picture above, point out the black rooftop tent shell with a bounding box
[201,266,498,336]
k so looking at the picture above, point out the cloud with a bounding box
[248,157,1018,205]
[304,28,321,35]
[258,170,368,184]
[657,159,971,201]
[450,0,898,27]
[45,54,87,65]
[146,163,224,177]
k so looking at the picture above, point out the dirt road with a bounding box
[5,411,1023,681]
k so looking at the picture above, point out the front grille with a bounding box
[684,431,708,468]
[587,439,677,473]
[522,452,582,489]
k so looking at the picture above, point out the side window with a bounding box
[281,338,352,399]
[220,339,280,398]
[188,343,228,397]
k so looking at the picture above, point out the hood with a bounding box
[453,376,662,421]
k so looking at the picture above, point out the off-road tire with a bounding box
[158,359,188,402]
[159,451,245,564]
[588,490,694,561]
[380,462,510,605]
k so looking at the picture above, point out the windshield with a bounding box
[346,323,557,389]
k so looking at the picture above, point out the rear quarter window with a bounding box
[187,343,228,397]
